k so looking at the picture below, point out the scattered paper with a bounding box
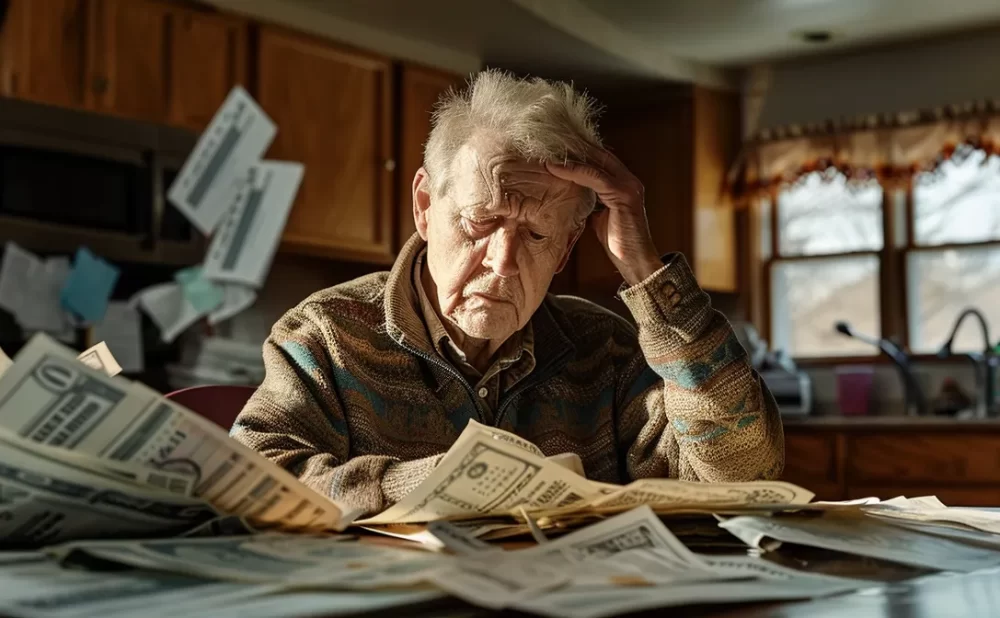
[0,242,40,318]
[513,576,867,618]
[18,256,72,334]
[0,243,75,341]
[426,520,502,555]
[60,247,120,323]
[720,513,1000,572]
[0,333,353,532]
[0,345,11,376]
[359,420,603,525]
[202,161,304,288]
[77,341,123,377]
[133,282,209,343]
[176,266,225,313]
[209,283,257,325]
[93,302,144,373]
[167,86,277,234]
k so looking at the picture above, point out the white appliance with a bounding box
[760,369,813,416]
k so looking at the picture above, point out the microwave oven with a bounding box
[0,97,203,265]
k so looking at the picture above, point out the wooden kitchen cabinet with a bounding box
[0,0,246,130]
[164,6,247,131]
[258,26,395,264]
[88,0,247,129]
[397,63,464,250]
[783,419,1000,506]
[573,85,741,303]
[0,0,90,109]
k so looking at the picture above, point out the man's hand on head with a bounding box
[545,146,663,286]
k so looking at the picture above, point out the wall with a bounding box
[752,27,1000,131]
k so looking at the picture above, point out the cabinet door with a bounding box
[692,87,740,292]
[0,0,89,108]
[86,0,170,122]
[167,8,247,132]
[258,27,395,264]
[398,63,463,250]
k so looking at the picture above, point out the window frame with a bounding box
[761,168,1000,365]
[762,178,893,363]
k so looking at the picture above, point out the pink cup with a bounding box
[836,365,875,416]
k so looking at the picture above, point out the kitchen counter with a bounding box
[781,416,1000,506]
[782,415,1000,430]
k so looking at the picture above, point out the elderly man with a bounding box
[232,70,783,517]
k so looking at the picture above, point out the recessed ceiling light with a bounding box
[796,30,835,44]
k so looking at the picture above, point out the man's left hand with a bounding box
[546,146,663,286]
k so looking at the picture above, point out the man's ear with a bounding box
[554,224,585,274]
[413,167,433,241]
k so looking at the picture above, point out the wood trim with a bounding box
[769,250,882,264]
[906,239,1000,252]
[376,56,395,251]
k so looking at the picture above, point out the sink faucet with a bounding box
[834,321,929,416]
[936,307,996,418]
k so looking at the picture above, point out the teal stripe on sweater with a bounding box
[650,332,745,389]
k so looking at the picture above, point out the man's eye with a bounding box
[527,230,548,241]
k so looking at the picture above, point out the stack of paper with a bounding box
[134,86,305,344]
[0,332,357,548]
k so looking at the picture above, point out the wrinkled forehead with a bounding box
[444,142,594,221]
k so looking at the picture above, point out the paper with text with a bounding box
[167,86,277,234]
[134,282,209,343]
[359,421,602,525]
[0,334,353,531]
[202,161,304,288]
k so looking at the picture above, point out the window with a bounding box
[766,148,1000,359]
[907,149,1000,354]
[769,172,883,358]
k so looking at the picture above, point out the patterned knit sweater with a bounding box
[231,236,784,517]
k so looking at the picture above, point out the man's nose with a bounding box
[483,226,520,278]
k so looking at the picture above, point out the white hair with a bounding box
[424,69,603,200]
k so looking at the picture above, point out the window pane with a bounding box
[771,256,880,358]
[913,150,1000,246]
[777,171,883,256]
[907,246,1000,353]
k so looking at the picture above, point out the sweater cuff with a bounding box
[381,454,445,504]
[618,253,712,356]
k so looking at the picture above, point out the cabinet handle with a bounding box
[92,75,109,94]
[383,159,396,172]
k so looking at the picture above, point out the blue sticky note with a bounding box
[60,247,120,323]
[175,266,224,313]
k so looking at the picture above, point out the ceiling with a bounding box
[209,0,1000,90]
[576,0,1000,65]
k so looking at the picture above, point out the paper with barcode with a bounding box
[0,333,355,531]
[167,86,276,234]
[202,161,304,288]
[359,420,602,525]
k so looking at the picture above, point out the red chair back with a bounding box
[165,385,257,430]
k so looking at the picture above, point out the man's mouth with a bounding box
[468,291,511,303]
